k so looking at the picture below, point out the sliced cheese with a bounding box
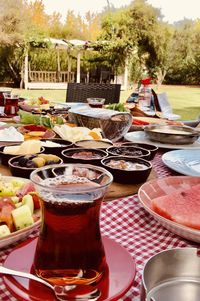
[3,140,42,155]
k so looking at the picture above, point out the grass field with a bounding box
[13,85,200,121]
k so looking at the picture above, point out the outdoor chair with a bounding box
[155,92,181,120]
[66,83,121,104]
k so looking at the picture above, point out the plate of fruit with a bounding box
[19,96,51,112]
[0,175,41,248]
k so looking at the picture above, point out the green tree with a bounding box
[26,0,49,35]
[0,0,30,85]
[165,19,200,84]
[97,0,171,83]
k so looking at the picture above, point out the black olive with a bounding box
[18,157,29,167]
[26,160,37,168]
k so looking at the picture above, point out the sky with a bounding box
[40,0,200,24]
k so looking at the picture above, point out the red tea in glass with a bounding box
[30,164,113,287]
[0,90,11,115]
[87,98,105,108]
[3,93,19,116]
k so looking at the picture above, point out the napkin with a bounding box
[0,126,24,142]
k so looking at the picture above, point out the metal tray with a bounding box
[144,124,199,144]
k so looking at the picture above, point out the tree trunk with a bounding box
[6,58,21,87]
[156,68,166,87]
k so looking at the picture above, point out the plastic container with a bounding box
[138,85,151,110]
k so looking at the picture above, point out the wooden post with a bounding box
[24,51,29,90]
[57,48,60,82]
[76,51,81,83]
[86,70,90,83]
[67,54,72,82]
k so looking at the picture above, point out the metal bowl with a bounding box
[144,125,200,145]
[141,248,200,301]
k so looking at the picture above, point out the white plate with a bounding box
[138,176,200,243]
[0,176,40,248]
[162,150,200,176]
[125,131,200,149]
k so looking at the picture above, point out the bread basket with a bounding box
[68,108,132,142]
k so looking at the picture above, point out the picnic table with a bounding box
[0,151,198,301]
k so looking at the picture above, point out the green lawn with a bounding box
[13,85,200,121]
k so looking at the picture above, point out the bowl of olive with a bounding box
[8,154,63,179]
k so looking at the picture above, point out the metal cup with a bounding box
[141,248,200,301]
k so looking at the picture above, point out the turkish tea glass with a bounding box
[87,98,105,108]
[3,93,19,116]
[30,164,113,287]
[0,90,11,115]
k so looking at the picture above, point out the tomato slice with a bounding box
[29,192,41,209]
[23,125,47,132]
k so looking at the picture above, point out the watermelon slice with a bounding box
[151,183,200,230]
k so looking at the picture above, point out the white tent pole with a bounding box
[76,51,81,83]
[57,48,61,82]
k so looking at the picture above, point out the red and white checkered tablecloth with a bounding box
[0,152,198,301]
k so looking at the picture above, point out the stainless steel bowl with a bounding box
[144,125,200,145]
[141,248,200,301]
